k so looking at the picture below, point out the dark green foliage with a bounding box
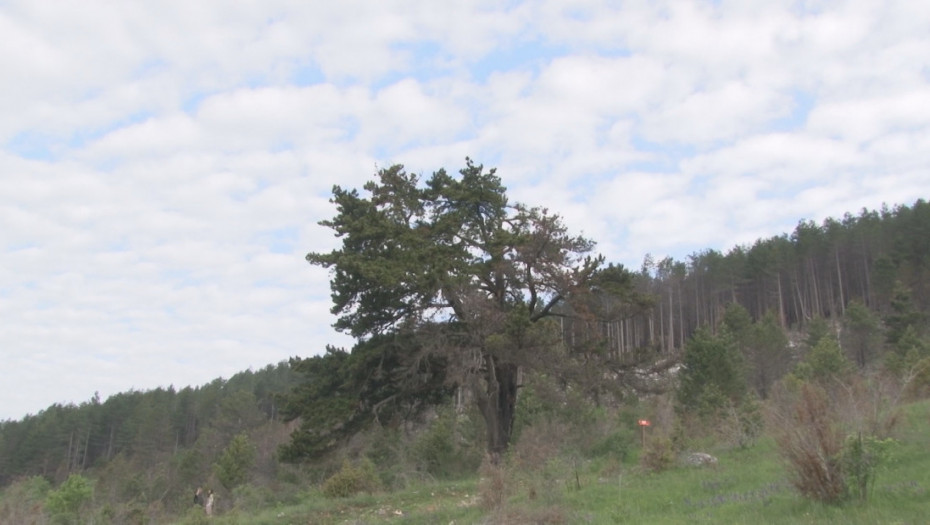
[0,362,296,487]
[214,433,256,490]
[750,311,792,397]
[722,302,753,340]
[804,317,832,350]
[885,282,926,349]
[279,334,450,462]
[723,304,791,398]
[677,326,745,413]
[412,406,482,479]
[842,300,883,368]
[302,159,608,460]
[586,429,635,461]
[793,337,851,383]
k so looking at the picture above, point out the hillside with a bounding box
[1,198,929,524]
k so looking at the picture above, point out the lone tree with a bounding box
[303,159,607,460]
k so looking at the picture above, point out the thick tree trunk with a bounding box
[478,359,519,464]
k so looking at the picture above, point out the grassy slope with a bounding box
[187,400,930,525]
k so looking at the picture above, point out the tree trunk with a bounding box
[776,273,786,328]
[478,359,519,464]
[835,247,845,316]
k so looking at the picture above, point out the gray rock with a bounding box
[684,452,718,467]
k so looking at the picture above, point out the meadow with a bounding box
[176,399,930,525]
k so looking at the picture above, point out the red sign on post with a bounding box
[638,419,650,447]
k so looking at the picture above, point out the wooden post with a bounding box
[638,419,650,448]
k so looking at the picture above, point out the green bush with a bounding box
[794,337,851,383]
[214,432,256,490]
[322,458,381,498]
[413,410,456,477]
[415,410,482,479]
[677,327,745,414]
[720,396,764,449]
[45,474,93,523]
[587,429,634,460]
[841,433,897,502]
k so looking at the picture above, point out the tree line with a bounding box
[0,158,927,521]
[0,363,295,489]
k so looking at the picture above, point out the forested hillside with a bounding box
[577,198,930,356]
[1,197,928,524]
[0,363,299,519]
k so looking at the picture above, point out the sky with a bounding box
[2,0,929,421]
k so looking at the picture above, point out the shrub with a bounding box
[409,406,481,479]
[586,428,634,461]
[214,432,256,490]
[412,410,455,477]
[45,473,94,522]
[904,356,930,399]
[677,327,745,413]
[718,396,764,449]
[639,436,676,473]
[841,432,897,502]
[230,483,275,513]
[794,337,851,383]
[0,476,51,524]
[770,382,847,503]
[511,420,566,472]
[321,458,380,498]
[477,456,509,510]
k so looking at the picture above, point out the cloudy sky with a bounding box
[2,0,929,420]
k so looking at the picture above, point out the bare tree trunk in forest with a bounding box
[693,275,702,328]
[862,252,872,307]
[82,429,90,469]
[648,315,655,348]
[67,430,74,473]
[835,248,846,316]
[477,359,519,464]
[658,299,665,351]
[617,321,622,356]
[678,284,685,349]
[808,259,821,317]
[106,424,115,461]
[794,275,808,322]
[776,273,786,328]
[667,287,674,353]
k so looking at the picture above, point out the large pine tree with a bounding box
[302,159,606,460]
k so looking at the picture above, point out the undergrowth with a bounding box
[171,398,930,524]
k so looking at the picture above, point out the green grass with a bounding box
[184,400,930,524]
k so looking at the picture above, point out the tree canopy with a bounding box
[299,159,611,459]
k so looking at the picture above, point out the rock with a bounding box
[684,452,718,467]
